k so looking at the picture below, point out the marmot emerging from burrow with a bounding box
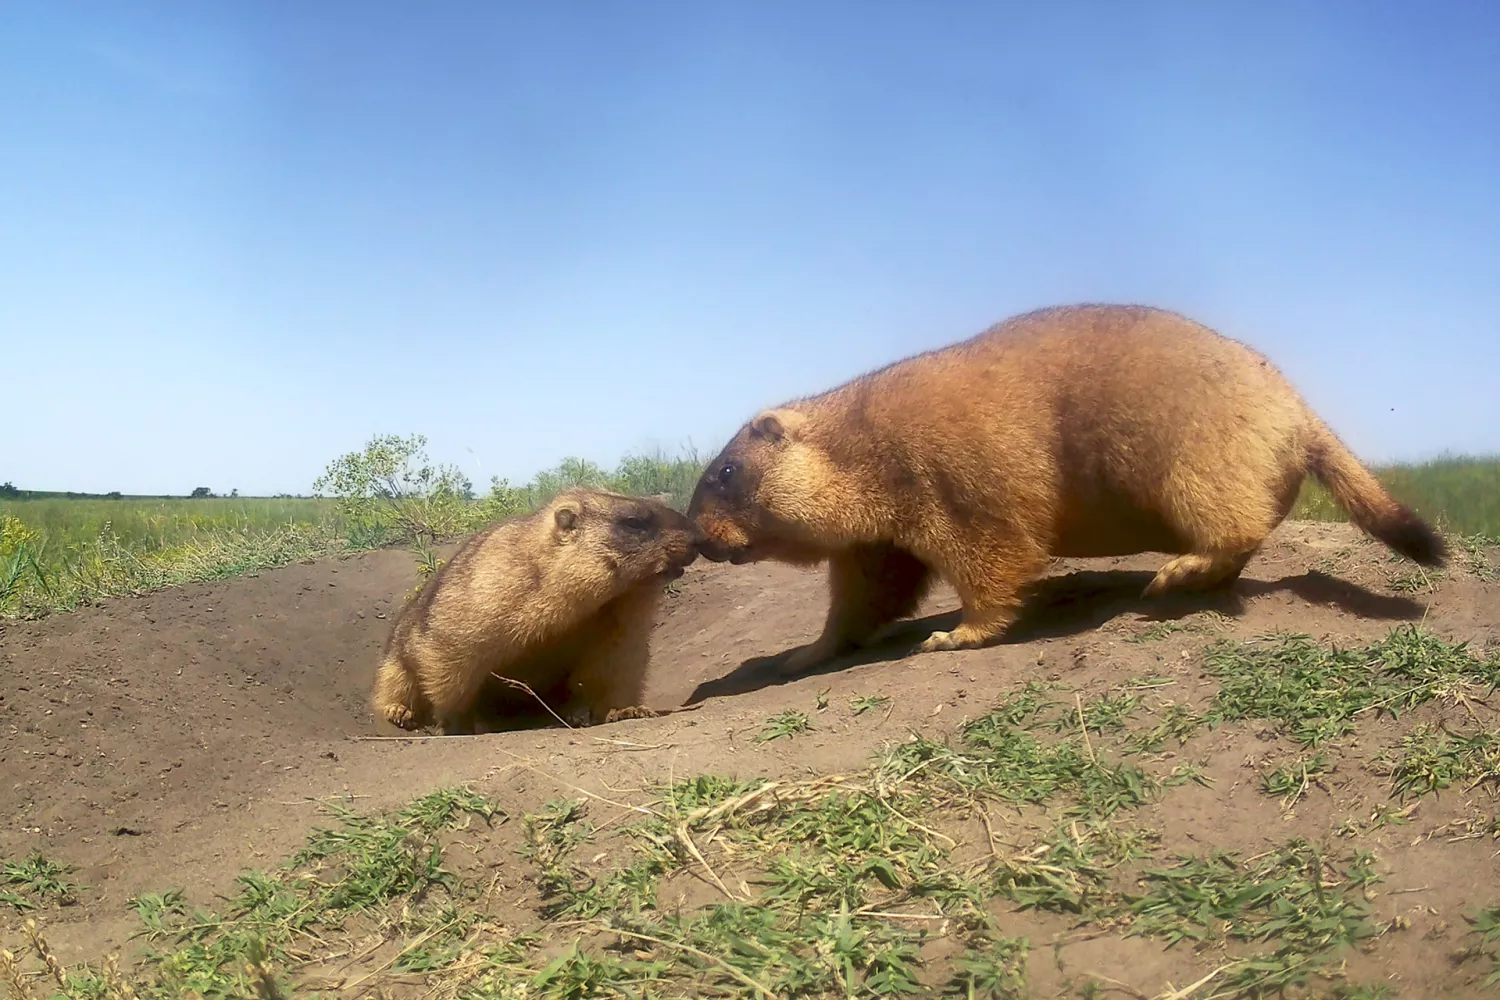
[687,303,1447,675]
[372,488,698,732]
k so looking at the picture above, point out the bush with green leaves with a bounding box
[312,434,523,546]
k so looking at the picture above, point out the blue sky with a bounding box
[3,1,1497,496]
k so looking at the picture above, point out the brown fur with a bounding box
[372,488,698,732]
[687,303,1447,674]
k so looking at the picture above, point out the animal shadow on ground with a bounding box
[685,568,1425,706]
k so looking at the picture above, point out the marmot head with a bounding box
[687,407,831,567]
[547,489,699,584]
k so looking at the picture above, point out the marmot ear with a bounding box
[554,504,580,536]
[750,408,805,444]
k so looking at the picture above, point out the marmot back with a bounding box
[688,303,1446,674]
[372,488,698,732]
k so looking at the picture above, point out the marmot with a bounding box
[372,488,698,732]
[687,303,1447,674]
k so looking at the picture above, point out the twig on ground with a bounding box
[592,737,674,751]
[978,806,1002,859]
[1076,693,1097,764]
[347,734,487,742]
[336,917,462,994]
[1153,962,1237,1000]
[675,822,741,901]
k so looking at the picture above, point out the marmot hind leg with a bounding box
[1140,468,1296,598]
[372,656,429,730]
[780,542,933,675]
[1142,549,1257,597]
[417,650,500,733]
[915,531,1049,654]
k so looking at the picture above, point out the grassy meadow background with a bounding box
[2,444,1497,620]
[0,442,708,619]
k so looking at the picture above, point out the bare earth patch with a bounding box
[1,521,1497,998]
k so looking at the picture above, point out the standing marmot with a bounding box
[372,488,698,732]
[687,303,1447,674]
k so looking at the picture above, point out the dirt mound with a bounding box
[0,551,405,905]
[1,521,1497,995]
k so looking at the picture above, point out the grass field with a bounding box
[0,451,705,620]
[1,452,1495,621]
[0,497,334,541]
[0,496,346,621]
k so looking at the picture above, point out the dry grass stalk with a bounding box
[684,775,858,832]
[22,921,66,989]
[672,822,741,902]
[246,956,285,1000]
[102,953,138,999]
[1,948,39,1000]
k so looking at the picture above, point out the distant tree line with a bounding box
[0,483,255,501]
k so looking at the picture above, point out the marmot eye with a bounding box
[716,463,737,486]
[621,515,651,531]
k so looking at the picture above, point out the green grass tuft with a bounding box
[1127,839,1379,949]
[884,700,1158,818]
[940,935,1029,998]
[1465,903,1500,990]
[115,785,501,998]
[1204,626,1499,747]
[756,709,814,743]
[1373,724,1499,800]
[1261,753,1334,808]
[1,851,81,910]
